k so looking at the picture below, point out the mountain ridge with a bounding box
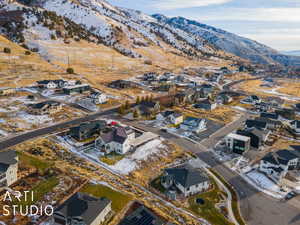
[152,14,300,67]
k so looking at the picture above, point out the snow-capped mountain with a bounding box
[1,0,299,68]
[0,0,222,62]
[282,51,300,57]
[152,15,300,67]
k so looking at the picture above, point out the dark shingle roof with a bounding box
[165,166,209,188]
[245,119,267,129]
[29,101,60,109]
[0,150,17,165]
[101,127,128,144]
[119,204,165,225]
[54,192,111,225]
[262,149,299,166]
[260,112,279,120]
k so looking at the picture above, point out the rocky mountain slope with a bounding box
[0,0,230,62]
[152,15,300,67]
[2,0,298,71]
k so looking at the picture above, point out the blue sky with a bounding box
[107,0,300,51]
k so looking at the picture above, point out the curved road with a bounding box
[0,77,299,225]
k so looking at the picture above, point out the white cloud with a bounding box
[198,8,300,22]
[152,0,233,10]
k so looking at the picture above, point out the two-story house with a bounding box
[95,126,135,155]
[180,117,206,133]
[27,101,62,115]
[259,149,300,183]
[90,92,107,104]
[0,150,18,188]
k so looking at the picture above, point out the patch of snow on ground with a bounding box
[244,170,286,198]
[110,138,165,175]
[17,112,52,125]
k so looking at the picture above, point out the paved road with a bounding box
[0,106,119,150]
[124,118,300,225]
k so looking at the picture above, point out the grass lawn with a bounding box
[16,176,59,206]
[150,176,166,193]
[99,152,125,165]
[81,184,132,213]
[188,179,234,225]
[18,152,53,173]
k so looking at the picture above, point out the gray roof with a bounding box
[29,100,60,109]
[262,149,299,166]
[54,192,111,225]
[165,166,209,188]
[119,204,165,225]
[0,150,17,172]
[101,127,128,144]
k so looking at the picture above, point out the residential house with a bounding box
[180,117,206,133]
[119,203,166,225]
[52,192,111,225]
[161,165,210,197]
[95,126,135,154]
[275,108,295,120]
[216,93,233,105]
[254,102,272,112]
[197,84,214,96]
[265,96,284,108]
[245,119,267,130]
[289,120,300,136]
[108,80,133,89]
[256,117,282,130]
[226,133,251,154]
[237,128,271,149]
[136,101,160,116]
[259,149,300,183]
[69,120,107,141]
[27,101,62,115]
[90,92,107,104]
[0,88,15,96]
[241,95,261,104]
[260,112,279,120]
[169,112,184,125]
[0,150,18,188]
[63,84,91,95]
[37,80,66,89]
[194,99,217,111]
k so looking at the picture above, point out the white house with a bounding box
[180,117,206,133]
[289,120,300,135]
[226,133,251,154]
[37,80,66,89]
[169,113,184,125]
[96,126,135,155]
[162,166,210,197]
[90,92,107,104]
[0,150,18,188]
[259,149,300,183]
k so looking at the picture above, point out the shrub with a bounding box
[66,67,74,74]
[25,50,31,55]
[3,47,11,54]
